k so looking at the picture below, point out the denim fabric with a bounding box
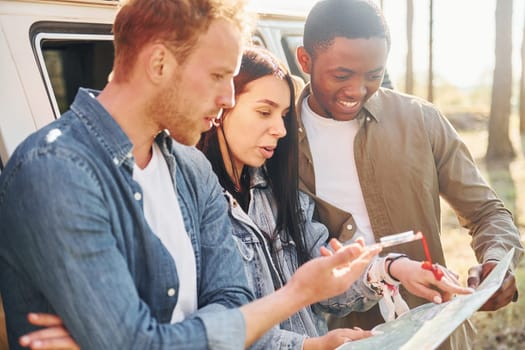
[0,88,253,349]
[228,168,380,350]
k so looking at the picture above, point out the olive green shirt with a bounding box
[297,85,523,346]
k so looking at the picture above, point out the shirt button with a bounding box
[366,117,371,122]
[113,157,119,165]
[126,152,133,159]
[167,288,176,297]
[346,224,353,230]
[298,127,303,133]
[134,192,142,201]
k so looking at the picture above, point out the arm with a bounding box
[387,255,473,303]
[21,240,380,350]
[240,240,380,348]
[427,108,523,309]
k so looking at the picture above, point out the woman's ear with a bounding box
[296,46,312,75]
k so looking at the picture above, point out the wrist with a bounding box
[302,337,318,350]
[385,254,409,283]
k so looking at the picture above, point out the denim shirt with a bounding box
[0,88,253,349]
[228,168,380,350]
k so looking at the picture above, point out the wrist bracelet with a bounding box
[386,254,409,282]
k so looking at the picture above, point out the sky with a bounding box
[249,0,525,89]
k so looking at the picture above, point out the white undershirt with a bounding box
[301,98,374,245]
[132,143,197,323]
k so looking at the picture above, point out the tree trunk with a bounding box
[487,0,515,160]
[405,0,414,94]
[427,0,434,102]
[519,6,525,135]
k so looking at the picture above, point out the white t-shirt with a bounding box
[133,143,197,323]
[301,98,374,245]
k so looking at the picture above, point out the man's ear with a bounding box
[296,46,312,75]
[146,44,173,84]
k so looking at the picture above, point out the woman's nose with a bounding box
[269,117,287,138]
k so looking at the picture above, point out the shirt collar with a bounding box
[70,88,134,168]
[362,88,384,123]
[248,166,268,189]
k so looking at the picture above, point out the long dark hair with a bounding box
[198,46,309,267]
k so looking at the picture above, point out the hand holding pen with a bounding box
[373,231,474,303]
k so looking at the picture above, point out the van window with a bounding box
[32,22,114,117]
[281,35,307,81]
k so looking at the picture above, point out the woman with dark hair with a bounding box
[22,47,472,350]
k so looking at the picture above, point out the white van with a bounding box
[0,0,307,173]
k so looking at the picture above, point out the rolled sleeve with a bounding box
[196,306,246,349]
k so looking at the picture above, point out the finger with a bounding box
[346,329,373,340]
[436,277,474,296]
[354,236,365,247]
[329,238,345,252]
[19,327,70,347]
[344,247,381,273]
[439,266,460,284]
[467,265,482,289]
[480,262,497,280]
[328,244,361,267]
[29,337,79,350]
[349,244,381,266]
[27,313,64,327]
[410,283,443,304]
[319,246,333,257]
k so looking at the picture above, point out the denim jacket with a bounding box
[0,88,253,349]
[228,168,380,350]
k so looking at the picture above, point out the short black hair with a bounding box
[304,0,390,57]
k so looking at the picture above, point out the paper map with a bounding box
[336,248,515,350]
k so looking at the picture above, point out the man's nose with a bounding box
[216,79,235,109]
[343,79,367,100]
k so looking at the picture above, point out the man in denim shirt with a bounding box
[0,0,381,349]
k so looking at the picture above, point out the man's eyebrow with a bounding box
[368,67,384,74]
[331,66,384,74]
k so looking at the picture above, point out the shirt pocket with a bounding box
[231,234,257,261]
[231,231,276,299]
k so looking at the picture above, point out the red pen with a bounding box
[420,234,444,281]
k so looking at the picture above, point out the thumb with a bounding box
[467,265,483,289]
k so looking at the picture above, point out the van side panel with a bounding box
[0,21,36,164]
